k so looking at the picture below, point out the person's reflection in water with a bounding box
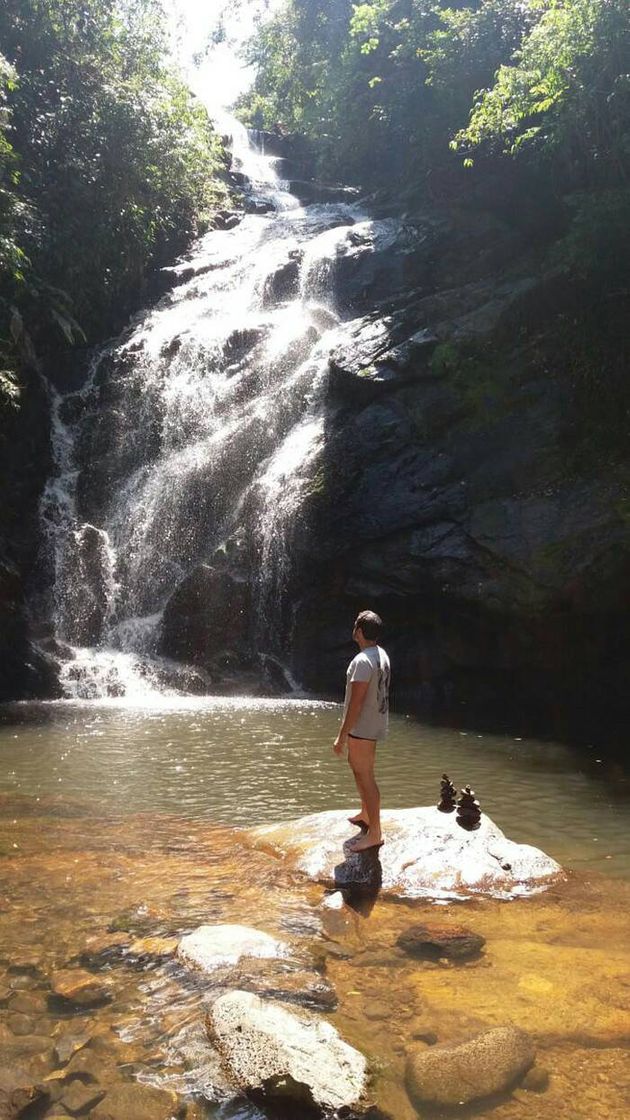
[332,835,383,914]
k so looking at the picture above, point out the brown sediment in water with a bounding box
[0,796,629,1119]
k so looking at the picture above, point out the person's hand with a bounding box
[333,733,346,756]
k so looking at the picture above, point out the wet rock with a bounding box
[7,1012,36,1036]
[0,1067,49,1119]
[8,991,48,1015]
[251,808,563,901]
[288,179,360,205]
[160,565,250,669]
[329,315,439,399]
[59,1080,106,1115]
[57,523,112,646]
[90,1082,183,1120]
[125,935,178,962]
[50,969,113,1008]
[77,931,131,966]
[177,924,289,973]
[262,257,300,306]
[405,1025,535,1107]
[64,1045,116,1082]
[107,904,163,936]
[53,1032,92,1066]
[244,197,275,215]
[214,210,241,231]
[207,989,367,1113]
[231,958,337,1012]
[521,1064,550,1092]
[0,1023,54,1063]
[396,923,485,961]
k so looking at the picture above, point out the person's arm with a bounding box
[333,680,370,755]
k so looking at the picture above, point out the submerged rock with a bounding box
[397,923,485,961]
[207,989,367,1113]
[0,1067,49,1119]
[250,807,563,900]
[90,1083,183,1120]
[50,968,113,1007]
[177,924,289,972]
[405,1025,535,1107]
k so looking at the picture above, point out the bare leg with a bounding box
[347,738,381,849]
[348,776,369,826]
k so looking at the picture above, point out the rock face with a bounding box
[207,989,367,1113]
[177,924,289,972]
[405,1025,535,1107]
[397,923,485,961]
[250,807,563,900]
[160,565,250,670]
[0,369,57,703]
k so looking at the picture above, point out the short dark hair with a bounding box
[354,610,383,641]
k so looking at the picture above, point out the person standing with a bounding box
[333,610,390,852]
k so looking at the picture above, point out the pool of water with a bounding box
[1,697,629,874]
[1,698,629,1120]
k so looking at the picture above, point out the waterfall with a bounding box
[38,119,363,699]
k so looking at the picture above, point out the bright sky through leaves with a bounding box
[170,0,279,111]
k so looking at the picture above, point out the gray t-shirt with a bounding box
[343,645,391,741]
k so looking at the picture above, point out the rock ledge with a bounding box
[250,807,564,900]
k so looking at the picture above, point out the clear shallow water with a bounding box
[1,698,630,1120]
[1,697,629,876]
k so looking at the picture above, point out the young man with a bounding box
[333,610,391,852]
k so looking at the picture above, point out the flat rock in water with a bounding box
[406,1025,535,1106]
[207,989,367,1113]
[90,1083,182,1120]
[177,924,289,972]
[50,968,113,1007]
[397,923,485,960]
[0,1067,49,1118]
[250,807,564,900]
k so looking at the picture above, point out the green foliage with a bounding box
[453,0,630,200]
[0,0,227,407]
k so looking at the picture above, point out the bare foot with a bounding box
[348,814,369,828]
[348,831,383,852]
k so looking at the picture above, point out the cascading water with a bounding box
[38,118,365,699]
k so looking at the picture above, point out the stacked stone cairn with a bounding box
[456,785,482,831]
[437,773,457,813]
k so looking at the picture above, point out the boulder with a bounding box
[405,1025,535,1107]
[397,923,485,961]
[262,257,301,306]
[207,990,367,1113]
[177,924,289,972]
[249,807,564,901]
[160,565,250,668]
[50,969,113,1007]
[57,523,113,646]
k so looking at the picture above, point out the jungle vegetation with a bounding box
[240,0,630,270]
[0,0,227,406]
